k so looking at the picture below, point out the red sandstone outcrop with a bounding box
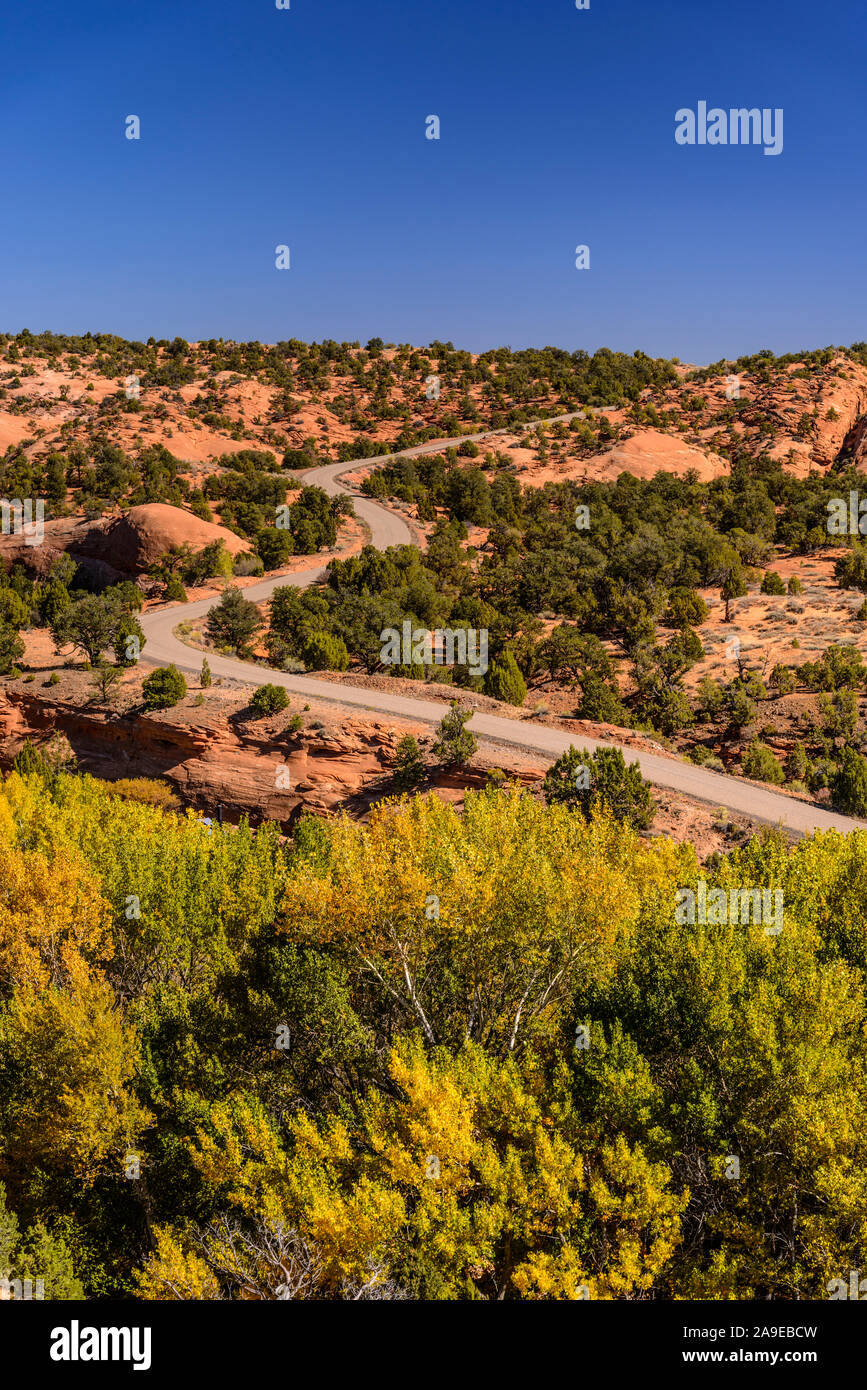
[0,685,537,827]
[0,503,248,579]
[585,429,726,482]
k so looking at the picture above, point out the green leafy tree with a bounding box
[760,571,786,595]
[301,631,350,671]
[721,565,747,621]
[483,650,527,707]
[142,664,187,710]
[39,581,71,630]
[90,660,123,702]
[0,1185,83,1300]
[113,613,145,668]
[741,740,785,785]
[250,684,290,717]
[0,623,25,675]
[830,745,867,817]
[542,745,655,830]
[432,701,478,768]
[537,626,611,686]
[393,734,427,792]
[205,589,264,657]
[50,593,125,666]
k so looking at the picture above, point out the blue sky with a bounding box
[1,0,864,361]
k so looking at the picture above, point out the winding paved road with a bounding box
[139,426,867,836]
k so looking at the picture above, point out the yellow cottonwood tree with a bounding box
[280,790,683,1055]
[150,1037,685,1300]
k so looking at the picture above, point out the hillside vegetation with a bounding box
[1,767,866,1299]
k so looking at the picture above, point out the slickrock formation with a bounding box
[587,429,726,482]
[0,503,248,580]
[0,685,532,827]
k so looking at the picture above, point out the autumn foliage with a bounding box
[0,770,866,1299]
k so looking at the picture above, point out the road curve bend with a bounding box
[139,433,867,837]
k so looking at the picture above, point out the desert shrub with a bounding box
[835,546,867,592]
[142,664,187,710]
[696,676,724,720]
[164,574,188,602]
[393,734,427,792]
[721,565,747,619]
[830,745,867,817]
[205,589,263,657]
[483,651,527,707]
[301,631,349,672]
[108,581,144,613]
[576,675,631,726]
[769,663,796,695]
[663,587,708,628]
[817,688,860,740]
[257,527,293,569]
[90,661,123,701]
[643,688,694,737]
[232,552,265,578]
[785,742,810,783]
[741,741,785,785]
[432,701,477,768]
[542,745,655,830]
[114,614,145,667]
[0,590,30,629]
[724,681,759,731]
[761,571,786,595]
[800,644,865,693]
[250,684,290,717]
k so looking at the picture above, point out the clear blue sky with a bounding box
[1,0,864,362]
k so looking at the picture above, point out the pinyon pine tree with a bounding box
[483,650,527,707]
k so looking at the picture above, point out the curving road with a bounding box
[139,426,867,837]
